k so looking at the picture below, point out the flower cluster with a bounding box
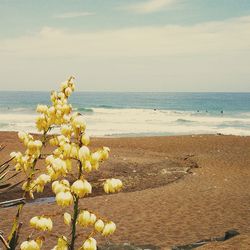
[104,178,123,193]
[30,216,53,231]
[10,132,42,171]
[36,78,75,132]
[10,77,123,250]
[21,240,41,250]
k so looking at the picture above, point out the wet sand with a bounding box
[0,132,250,249]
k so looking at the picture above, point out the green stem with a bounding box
[69,196,79,250]
[69,159,82,250]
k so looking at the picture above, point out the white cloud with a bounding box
[124,0,176,13]
[2,16,250,58]
[1,16,250,91]
[54,11,95,19]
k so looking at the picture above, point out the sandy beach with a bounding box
[0,132,250,249]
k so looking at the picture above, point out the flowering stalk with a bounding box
[70,196,79,250]
[69,159,82,250]
[7,77,123,250]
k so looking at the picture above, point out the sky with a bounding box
[0,0,250,92]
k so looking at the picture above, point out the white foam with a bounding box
[0,108,250,136]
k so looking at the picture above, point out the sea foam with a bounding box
[0,108,250,136]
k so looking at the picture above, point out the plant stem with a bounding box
[69,160,82,250]
[69,196,79,250]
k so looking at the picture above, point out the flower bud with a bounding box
[18,131,27,141]
[36,174,51,185]
[82,237,97,250]
[81,134,90,146]
[36,104,48,114]
[103,178,123,193]
[56,191,73,207]
[70,144,79,158]
[94,219,105,233]
[89,213,97,225]
[77,210,91,227]
[91,152,102,164]
[71,115,86,132]
[60,81,68,90]
[71,179,92,198]
[84,160,92,173]
[102,221,116,236]
[78,146,90,161]
[64,212,71,225]
[101,147,110,160]
[61,125,72,138]
[21,240,40,250]
[30,216,53,231]
[65,87,72,97]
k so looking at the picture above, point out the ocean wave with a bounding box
[0,108,250,136]
[77,108,94,113]
[0,107,35,113]
[95,104,119,109]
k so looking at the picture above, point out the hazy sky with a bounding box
[1,0,250,91]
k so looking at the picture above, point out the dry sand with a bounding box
[0,132,250,249]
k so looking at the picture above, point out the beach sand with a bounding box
[0,132,250,249]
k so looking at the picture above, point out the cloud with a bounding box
[2,16,250,58]
[1,16,250,91]
[124,0,176,14]
[54,11,95,19]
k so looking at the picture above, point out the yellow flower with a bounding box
[36,104,48,114]
[70,144,79,158]
[60,81,68,91]
[52,180,70,194]
[64,87,72,97]
[103,178,123,193]
[18,131,28,142]
[82,237,97,250]
[101,147,110,160]
[49,137,59,146]
[51,158,68,176]
[83,160,92,173]
[52,236,68,250]
[102,221,116,236]
[71,180,92,198]
[89,213,97,225]
[20,240,40,250]
[56,191,73,206]
[57,135,69,146]
[61,125,72,138]
[30,216,39,227]
[90,151,102,164]
[64,212,71,225]
[65,159,72,171]
[62,143,71,158]
[29,216,53,231]
[81,134,90,146]
[71,115,86,132]
[78,146,90,162]
[36,174,51,185]
[94,219,105,233]
[58,92,66,100]
[92,162,99,171]
[77,210,91,227]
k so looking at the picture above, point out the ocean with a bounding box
[0,91,250,136]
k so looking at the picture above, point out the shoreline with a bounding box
[0,130,250,138]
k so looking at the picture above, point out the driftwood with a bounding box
[0,198,25,208]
